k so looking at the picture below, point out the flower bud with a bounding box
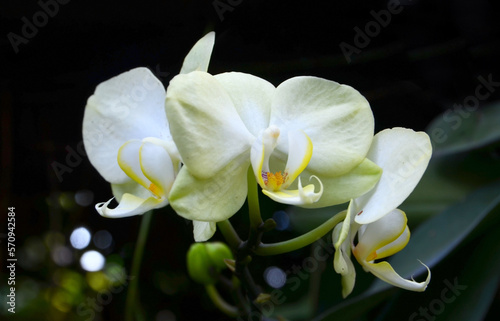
[186,242,233,285]
[205,242,233,270]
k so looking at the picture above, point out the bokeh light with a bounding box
[75,189,94,207]
[264,266,287,289]
[52,245,73,266]
[86,271,109,292]
[93,230,113,250]
[272,210,290,231]
[70,227,91,250]
[80,250,105,272]
[105,262,127,285]
[59,192,76,211]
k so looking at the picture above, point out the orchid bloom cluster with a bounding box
[82,32,432,299]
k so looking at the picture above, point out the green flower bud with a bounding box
[205,242,233,271]
[187,243,217,285]
[186,242,233,285]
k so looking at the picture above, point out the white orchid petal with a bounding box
[139,141,175,197]
[117,140,151,191]
[376,226,410,260]
[332,221,357,298]
[355,209,408,262]
[215,72,274,137]
[250,130,267,188]
[142,136,181,170]
[364,260,431,292]
[165,71,254,179]
[282,130,313,189]
[193,221,217,242]
[355,128,432,224]
[168,155,250,222]
[83,68,168,184]
[332,223,349,274]
[111,181,151,203]
[333,202,356,250]
[262,176,322,205]
[180,32,215,74]
[300,158,382,208]
[96,193,166,218]
[332,203,358,298]
[271,76,374,176]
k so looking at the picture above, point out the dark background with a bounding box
[1,0,500,320]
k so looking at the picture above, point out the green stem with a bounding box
[125,211,153,321]
[247,167,263,230]
[217,220,242,250]
[205,284,239,317]
[254,211,346,256]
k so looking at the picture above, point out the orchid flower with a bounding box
[82,32,215,227]
[165,71,383,224]
[333,127,432,298]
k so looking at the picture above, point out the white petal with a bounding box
[96,193,167,218]
[332,222,356,298]
[298,158,382,208]
[355,128,432,224]
[193,221,217,242]
[142,136,181,170]
[215,72,274,137]
[281,130,313,189]
[117,140,151,191]
[333,201,356,250]
[271,76,374,176]
[168,154,250,222]
[139,141,175,197]
[363,260,431,292]
[376,225,410,260]
[261,176,323,205]
[250,126,280,188]
[83,68,168,184]
[180,32,215,74]
[355,209,407,262]
[111,181,151,203]
[165,71,254,179]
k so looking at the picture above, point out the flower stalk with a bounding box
[125,211,153,321]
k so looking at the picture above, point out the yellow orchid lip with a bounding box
[250,126,322,205]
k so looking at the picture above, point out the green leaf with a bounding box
[369,180,500,293]
[401,157,472,225]
[436,227,500,321]
[426,102,500,157]
[312,287,394,321]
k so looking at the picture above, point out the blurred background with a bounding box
[1,0,500,320]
